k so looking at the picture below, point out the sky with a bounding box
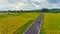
[0,0,60,10]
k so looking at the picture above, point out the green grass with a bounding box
[0,15,6,18]
[15,20,34,34]
[40,13,60,34]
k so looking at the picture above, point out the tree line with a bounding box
[0,8,60,13]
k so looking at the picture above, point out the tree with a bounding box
[41,8,49,12]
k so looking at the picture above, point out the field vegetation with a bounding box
[0,12,40,34]
[41,13,60,34]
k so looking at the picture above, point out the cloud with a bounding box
[47,0,60,4]
[0,0,60,11]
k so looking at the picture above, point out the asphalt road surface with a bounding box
[24,14,44,34]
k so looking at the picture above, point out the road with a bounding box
[24,14,44,34]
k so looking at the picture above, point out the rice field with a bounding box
[0,12,40,34]
[40,13,60,34]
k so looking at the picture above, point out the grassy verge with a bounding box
[15,20,34,34]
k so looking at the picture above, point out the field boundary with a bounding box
[13,20,34,34]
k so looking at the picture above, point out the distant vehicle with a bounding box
[38,21,40,23]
